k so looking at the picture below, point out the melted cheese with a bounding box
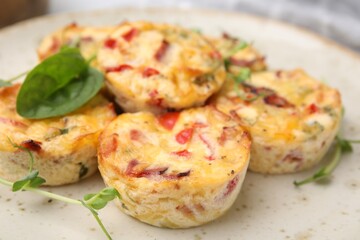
[97,21,226,113]
[213,69,342,173]
[98,106,250,228]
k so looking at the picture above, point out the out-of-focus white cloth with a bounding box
[49,0,360,52]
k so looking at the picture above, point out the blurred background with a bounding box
[1,0,359,52]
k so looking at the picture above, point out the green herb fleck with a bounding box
[59,128,69,135]
[228,42,248,56]
[79,164,89,179]
[193,74,214,86]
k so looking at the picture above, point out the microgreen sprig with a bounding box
[0,70,29,87]
[293,136,359,186]
[0,138,120,239]
[6,137,46,191]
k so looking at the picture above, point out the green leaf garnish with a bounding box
[294,136,359,186]
[2,137,118,239]
[16,47,103,119]
[234,68,251,84]
[83,187,121,210]
[12,170,46,191]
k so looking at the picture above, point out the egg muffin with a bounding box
[98,106,250,228]
[0,84,116,186]
[212,69,342,174]
[207,33,267,73]
[97,21,226,113]
[37,23,114,67]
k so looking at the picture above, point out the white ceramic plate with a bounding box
[0,8,359,240]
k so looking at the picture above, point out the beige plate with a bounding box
[0,7,359,240]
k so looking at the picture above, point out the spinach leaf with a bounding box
[16,48,103,119]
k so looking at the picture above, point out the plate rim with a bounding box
[0,6,359,63]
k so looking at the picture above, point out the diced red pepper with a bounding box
[147,90,163,107]
[130,129,143,141]
[104,38,117,49]
[210,50,222,60]
[176,128,194,144]
[105,64,133,73]
[142,68,160,78]
[101,134,118,158]
[20,139,42,153]
[122,28,138,42]
[154,40,169,61]
[307,103,319,114]
[158,112,180,130]
[224,175,239,197]
[171,149,191,158]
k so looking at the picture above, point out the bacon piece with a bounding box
[176,128,194,144]
[224,174,240,197]
[20,139,42,153]
[229,58,255,67]
[171,149,191,158]
[0,117,27,128]
[199,134,215,160]
[154,40,169,61]
[101,134,118,158]
[162,170,191,179]
[210,50,222,60]
[176,170,191,178]
[222,32,238,41]
[158,112,180,130]
[307,103,319,114]
[242,83,274,96]
[192,122,208,129]
[104,38,117,49]
[136,167,168,178]
[105,64,133,73]
[130,129,143,141]
[176,205,193,217]
[125,159,139,176]
[218,126,237,146]
[80,36,94,42]
[125,160,169,178]
[143,68,160,78]
[283,150,303,163]
[122,28,138,42]
[264,94,294,108]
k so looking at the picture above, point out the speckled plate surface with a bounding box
[0,8,359,240]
